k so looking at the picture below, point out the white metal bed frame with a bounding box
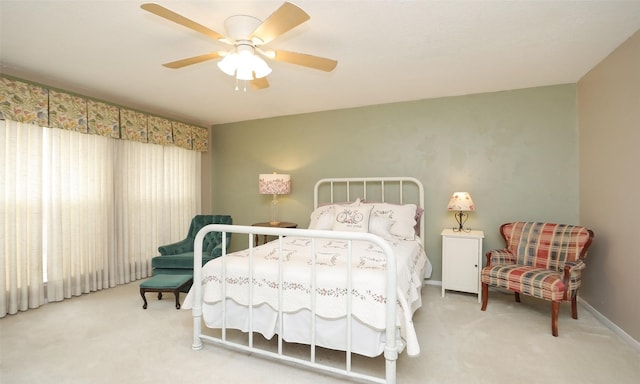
[190,177,425,384]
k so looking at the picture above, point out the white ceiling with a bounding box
[2,1,640,127]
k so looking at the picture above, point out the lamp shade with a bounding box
[252,55,272,78]
[217,53,239,76]
[447,192,475,211]
[259,173,291,195]
[236,63,255,81]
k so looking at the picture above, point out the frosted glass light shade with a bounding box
[217,47,272,83]
[217,53,239,76]
[252,56,272,78]
[236,63,254,81]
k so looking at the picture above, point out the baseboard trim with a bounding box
[423,280,639,353]
[579,297,640,354]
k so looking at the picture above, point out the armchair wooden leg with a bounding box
[514,292,521,303]
[571,296,578,320]
[551,301,560,337]
[481,283,489,311]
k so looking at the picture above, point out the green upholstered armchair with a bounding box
[151,215,232,276]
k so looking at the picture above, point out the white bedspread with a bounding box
[183,235,429,356]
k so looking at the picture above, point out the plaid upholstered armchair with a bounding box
[480,222,594,336]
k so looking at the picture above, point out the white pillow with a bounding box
[308,199,362,230]
[369,215,395,239]
[369,203,417,240]
[332,205,373,233]
[308,205,335,230]
[341,198,361,207]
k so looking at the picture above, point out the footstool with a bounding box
[140,274,192,309]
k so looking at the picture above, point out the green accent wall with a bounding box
[206,84,578,282]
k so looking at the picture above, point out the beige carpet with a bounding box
[1,283,638,384]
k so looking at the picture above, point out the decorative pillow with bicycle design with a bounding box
[332,205,373,232]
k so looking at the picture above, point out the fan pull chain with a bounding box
[234,78,248,92]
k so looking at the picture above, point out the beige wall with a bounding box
[204,84,579,284]
[578,30,640,342]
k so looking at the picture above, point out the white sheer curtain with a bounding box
[43,127,115,301]
[114,140,162,284]
[0,120,45,317]
[114,140,201,284]
[164,145,202,235]
[2,119,202,315]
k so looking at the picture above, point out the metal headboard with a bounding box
[313,177,425,242]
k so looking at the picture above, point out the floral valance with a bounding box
[88,99,120,138]
[0,75,208,151]
[49,90,88,133]
[0,78,48,126]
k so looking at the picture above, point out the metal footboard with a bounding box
[191,224,399,384]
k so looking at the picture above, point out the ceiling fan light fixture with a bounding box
[217,44,271,81]
[217,53,239,76]
[143,2,338,91]
[236,63,255,81]
[252,55,272,78]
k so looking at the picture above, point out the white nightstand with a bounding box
[441,228,484,302]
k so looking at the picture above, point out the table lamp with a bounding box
[258,173,291,225]
[447,191,476,232]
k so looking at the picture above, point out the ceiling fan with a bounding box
[141,2,338,90]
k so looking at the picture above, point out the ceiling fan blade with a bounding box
[271,50,337,72]
[251,76,270,90]
[141,3,226,41]
[162,52,222,69]
[250,2,310,45]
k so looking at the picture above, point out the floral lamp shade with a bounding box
[447,192,476,212]
[447,192,476,232]
[259,173,291,225]
[258,173,291,195]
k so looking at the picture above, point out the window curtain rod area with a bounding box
[0,75,209,152]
